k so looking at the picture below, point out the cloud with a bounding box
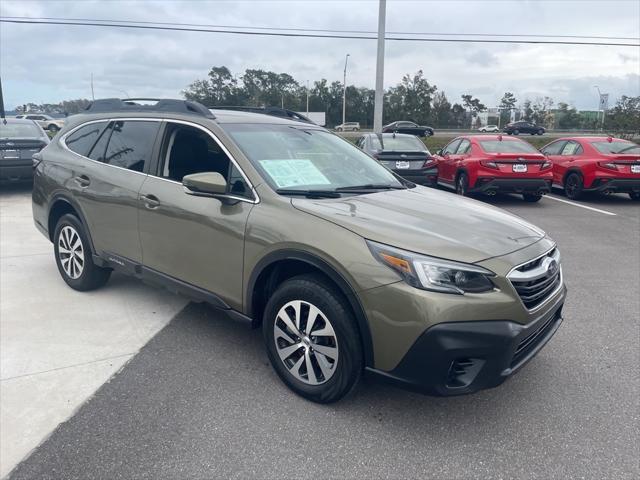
[1,0,639,110]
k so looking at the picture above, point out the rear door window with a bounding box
[541,141,566,156]
[456,139,471,154]
[442,139,462,155]
[64,122,109,157]
[560,141,583,156]
[102,120,160,172]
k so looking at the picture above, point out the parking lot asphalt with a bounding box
[4,187,640,479]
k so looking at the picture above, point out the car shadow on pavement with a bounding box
[9,300,576,480]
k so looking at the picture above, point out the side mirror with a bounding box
[183,172,227,196]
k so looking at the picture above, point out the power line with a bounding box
[1,17,638,47]
[2,15,637,41]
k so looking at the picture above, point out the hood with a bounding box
[292,187,545,264]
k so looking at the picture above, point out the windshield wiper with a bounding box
[335,183,406,191]
[276,189,341,198]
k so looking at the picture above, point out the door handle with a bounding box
[74,175,90,187]
[141,194,160,209]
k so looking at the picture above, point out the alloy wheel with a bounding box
[58,225,84,279]
[273,300,339,385]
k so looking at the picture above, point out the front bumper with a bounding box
[472,177,552,194]
[366,286,566,396]
[586,178,640,194]
[0,162,33,183]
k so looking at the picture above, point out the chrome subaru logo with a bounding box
[547,259,558,276]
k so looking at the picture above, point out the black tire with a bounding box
[455,172,469,196]
[48,124,60,132]
[513,129,520,135]
[564,172,584,200]
[523,193,543,202]
[336,127,343,132]
[53,214,111,291]
[537,129,544,135]
[262,274,363,403]
[629,192,640,200]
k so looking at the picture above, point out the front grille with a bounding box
[511,309,561,368]
[508,248,562,310]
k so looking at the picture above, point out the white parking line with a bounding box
[543,195,617,216]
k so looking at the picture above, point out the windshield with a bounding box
[0,122,42,138]
[222,124,403,191]
[479,140,539,154]
[371,135,427,152]
[591,141,638,154]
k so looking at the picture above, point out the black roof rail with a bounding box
[209,105,314,124]
[83,98,215,119]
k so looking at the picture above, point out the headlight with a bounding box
[367,240,496,294]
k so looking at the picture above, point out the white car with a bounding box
[16,114,65,132]
[479,125,500,133]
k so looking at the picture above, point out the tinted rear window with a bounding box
[371,136,427,152]
[65,122,108,156]
[102,120,159,172]
[479,140,538,154]
[591,141,637,154]
[0,122,41,138]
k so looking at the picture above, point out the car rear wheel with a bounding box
[564,172,584,200]
[48,124,60,132]
[54,214,111,291]
[336,127,343,132]
[513,129,520,135]
[629,192,640,200]
[263,274,362,403]
[523,193,543,202]
[537,129,544,135]
[456,172,469,196]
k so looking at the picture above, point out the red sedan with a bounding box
[434,135,553,202]
[541,136,640,200]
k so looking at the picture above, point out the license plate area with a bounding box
[1,149,19,159]
[631,164,640,174]
[396,161,410,169]
[513,163,528,173]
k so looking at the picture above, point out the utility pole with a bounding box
[306,80,310,116]
[90,72,95,100]
[373,0,386,133]
[342,53,350,125]
[593,85,603,131]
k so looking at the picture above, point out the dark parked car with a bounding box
[503,121,545,136]
[1,118,50,184]
[356,133,437,186]
[382,121,434,137]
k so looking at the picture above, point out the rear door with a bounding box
[64,119,161,265]
[541,140,567,185]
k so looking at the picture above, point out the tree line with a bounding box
[12,66,639,136]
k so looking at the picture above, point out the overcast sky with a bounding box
[1,0,639,111]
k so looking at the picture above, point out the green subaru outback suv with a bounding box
[32,99,566,403]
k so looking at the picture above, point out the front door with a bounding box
[138,121,256,311]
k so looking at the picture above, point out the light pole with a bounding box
[342,53,350,125]
[373,0,386,133]
[306,80,310,116]
[593,85,602,130]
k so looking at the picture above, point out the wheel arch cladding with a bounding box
[247,250,375,367]
[48,196,95,251]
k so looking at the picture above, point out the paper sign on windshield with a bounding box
[259,159,331,188]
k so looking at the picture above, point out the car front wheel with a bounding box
[456,172,469,196]
[537,129,544,135]
[513,129,520,135]
[629,192,640,200]
[54,214,111,291]
[263,274,362,403]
